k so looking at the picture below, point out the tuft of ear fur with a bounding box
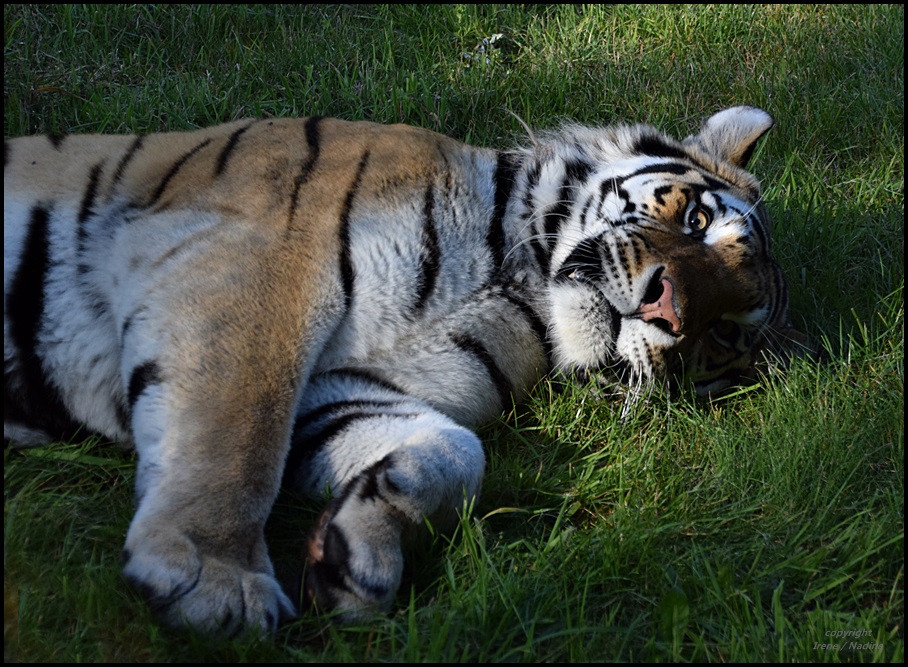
[684,106,774,169]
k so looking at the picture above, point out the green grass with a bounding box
[4,4,903,662]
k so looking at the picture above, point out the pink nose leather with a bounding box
[638,278,681,333]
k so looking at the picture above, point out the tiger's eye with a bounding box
[688,206,711,232]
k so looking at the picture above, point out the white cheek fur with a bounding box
[547,282,612,370]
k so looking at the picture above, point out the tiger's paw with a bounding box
[121,525,295,636]
[303,493,405,621]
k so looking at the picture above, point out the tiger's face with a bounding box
[542,107,802,395]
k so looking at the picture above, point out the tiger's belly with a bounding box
[4,200,131,445]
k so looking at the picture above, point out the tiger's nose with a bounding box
[636,274,681,333]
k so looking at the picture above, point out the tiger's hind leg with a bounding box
[286,370,485,618]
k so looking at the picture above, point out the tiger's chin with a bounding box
[563,348,758,405]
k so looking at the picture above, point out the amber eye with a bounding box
[685,203,711,234]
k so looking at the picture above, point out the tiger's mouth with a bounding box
[555,238,685,341]
[552,238,765,395]
[562,284,723,393]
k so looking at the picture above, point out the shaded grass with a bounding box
[4,3,903,662]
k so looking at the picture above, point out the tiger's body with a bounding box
[4,108,801,634]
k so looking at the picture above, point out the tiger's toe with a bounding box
[303,501,401,621]
[122,527,295,636]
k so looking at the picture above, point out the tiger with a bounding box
[4,106,804,635]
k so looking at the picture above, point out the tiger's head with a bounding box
[532,106,806,395]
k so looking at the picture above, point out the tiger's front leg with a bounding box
[285,370,486,619]
[116,236,337,636]
[122,368,297,635]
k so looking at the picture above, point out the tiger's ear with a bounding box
[683,106,774,169]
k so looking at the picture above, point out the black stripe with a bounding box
[520,161,549,273]
[318,367,408,397]
[747,207,770,255]
[299,116,323,183]
[711,196,730,220]
[541,160,593,277]
[285,375,418,483]
[108,135,144,197]
[356,455,394,501]
[120,310,139,345]
[8,205,53,378]
[144,138,212,209]
[125,556,202,614]
[634,135,689,161]
[78,162,104,226]
[530,230,550,274]
[652,184,674,207]
[625,229,656,253]
[4,140,9,167]
[287,116,324,229]
[450,332,511,409]
[284,412,378,486]
[502,290,553,366]
[608,163,702,203]
[147,223,222,271]
[47,134,66,150]
[598,180,637,221]
[597,179,618,218]
[607,245,624,285]
[214,122,254,176]
[76,162,105,275]
[338,150,371,308]
[554,235,605,283]
[608,300,623,345]
[636,160,729,193]
[127,361,162,409]
[114,399,132,435]
[489,152,519,271]
[414,182,440,313]
[565,159,594,183]
[623,161,691,181]
[634,134,735,183]
[295,399,401,432]
[614,240,631,273]
[768,261,788,326]
[578,192,595,230]
[738,141,759,170]
[5,205,83,440]
[622,234,639,272]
